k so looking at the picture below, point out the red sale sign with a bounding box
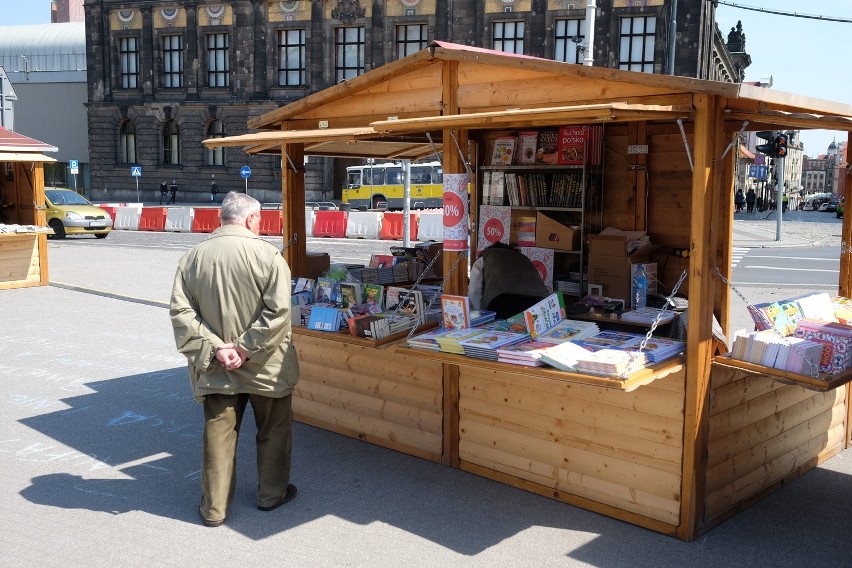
[442,174,469,251]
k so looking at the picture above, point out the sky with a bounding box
[1,0,849,156]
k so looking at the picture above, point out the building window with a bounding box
[119,37,139,89]
[206,120,225,166]
[619,16,656,73]
[493,21,524,55]
[162,35,184,88]
[554,18,586,64]
[396,24,428,58]
[207,33,230,87]
[119,120,136,164]
[335,27,365,82]
[163,120,181,165]
[277,29,306,87]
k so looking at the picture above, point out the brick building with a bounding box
[84,0,748,204]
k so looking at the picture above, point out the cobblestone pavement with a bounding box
[734,209,843,247]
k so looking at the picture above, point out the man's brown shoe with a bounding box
[258,483,297,511]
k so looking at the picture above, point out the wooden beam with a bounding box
[678,93,723,541]
[281,143,306,277]
[717,127,736,338]
[442,362,460,467]
[842,131,852,451]
[441,60,469,298]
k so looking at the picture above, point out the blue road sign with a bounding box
[69,160,79,173]
[240,165,252,179]
[131,166,142,177]
[748,165,768,179]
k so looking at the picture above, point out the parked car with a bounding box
[818,201,839,213]
[44,187,112,239]
[838,199,845,219]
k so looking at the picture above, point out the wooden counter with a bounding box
[0,232,48,290]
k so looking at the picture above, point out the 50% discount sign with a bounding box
[442,174,469,251]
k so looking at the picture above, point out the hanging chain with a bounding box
[402,249,468,341]
[715,266,820,378]
[620,269,688,378]
[281,232,298,251]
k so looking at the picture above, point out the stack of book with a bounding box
[436,328,488,354]
[537,341,595,372]
[731,329,824,375]
[458,330,531,360]
[406,327,456,351]
[494,340,554,366]
[573,330,645,352]
[535,319,599,344]
[573,349,647,377]
[793,318,852,374]
[629,336,685,363]
[470,309,497,327]
[307,305,346,332]
[620,307,676,325]
[523,292,567,339]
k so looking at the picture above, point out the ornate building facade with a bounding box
[84,0,747,203]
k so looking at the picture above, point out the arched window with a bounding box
[206,120,225,166]
[119,120,137,164]
[163,120,181,165]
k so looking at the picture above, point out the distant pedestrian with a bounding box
[169,179,178,204]
[756,196,764,212]
[746,189,756,213]
[211,178,219,204]
[160,180,168,205]
[734,189,745,212]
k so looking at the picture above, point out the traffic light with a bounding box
[774,133,788,158]
[756,130,776,157]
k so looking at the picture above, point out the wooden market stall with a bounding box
[205,42,852,540]
[0,127,55,290]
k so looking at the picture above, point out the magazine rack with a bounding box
[295,321,437,348]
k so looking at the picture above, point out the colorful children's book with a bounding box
[573,330,645,352]
[441,294,471,329]
[522,292,567,339]
[535,318,600,344]
[293,277,315,294]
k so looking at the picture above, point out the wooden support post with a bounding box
[678,93,723,540]
[841,132,852,450]
[441,60,468,297]
[717,130,736,339]
[442,362,460,467]
[281,142,307,276]
[627,121,648,231]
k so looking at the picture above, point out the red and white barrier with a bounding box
[380,212,418,240]
[417,211,443,242]
[165,207,194,232]
[259,210,282,236]
[305,209,315,237]
[113,206,141,230]
[312,210,347,238]
[345,211,383,239]
[192,209,221,233]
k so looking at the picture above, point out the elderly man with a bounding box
[170,192,299,527]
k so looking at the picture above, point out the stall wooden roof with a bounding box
[0,126,57,161]
[204,41,852,157]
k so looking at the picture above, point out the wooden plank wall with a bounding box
[293,333,445,462]
[0,234,43,290]
[456,365,686,528]
[601,124,693,297]
[703,366,847,526]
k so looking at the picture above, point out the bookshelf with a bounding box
[477,127,604,299]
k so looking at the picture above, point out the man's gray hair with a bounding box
[220,192,261,224]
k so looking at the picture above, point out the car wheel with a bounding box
[95,232,108,239]
[838,212,843,219]
[48,219,66,239]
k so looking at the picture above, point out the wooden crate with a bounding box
[0,233,47,290]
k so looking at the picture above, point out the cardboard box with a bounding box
[587,234,658,304]
[534,211,579,251]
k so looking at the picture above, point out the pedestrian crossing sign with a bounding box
[131,166,142,177]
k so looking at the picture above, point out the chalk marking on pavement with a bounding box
[113,452,173,472]
[50,282,169,309]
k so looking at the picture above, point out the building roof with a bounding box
[0,23,86,73]
[215,42,852,160]
[0,126,58,153]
